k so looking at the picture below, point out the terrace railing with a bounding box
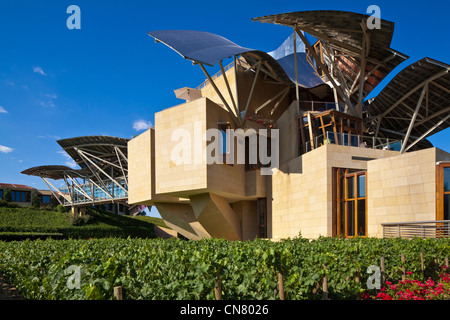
[299,131,403,155]
[382,220,450,239]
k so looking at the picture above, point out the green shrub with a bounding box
[56,204,69,213]
[31,191,40,209]
[3,188,11,202]
[0,200,19,208]
[67,212,93,226]
[0,232,63,241]
[0,206,157,240]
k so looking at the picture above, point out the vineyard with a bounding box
[0,236,449,300]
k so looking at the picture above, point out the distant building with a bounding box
[0,183,59,206]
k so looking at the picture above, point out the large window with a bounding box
[437,164,450,221]
[11,190,31,203]
[0,189,3,200]
[333,168,367,237]
[41,195,51,204]
[437,164,450,237]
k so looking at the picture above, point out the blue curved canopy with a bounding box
[148,29,326,89]
[148,30,255,67]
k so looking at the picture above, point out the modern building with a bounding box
[22,10,450,240]
[0,183,59,206]
[127,10,450,240]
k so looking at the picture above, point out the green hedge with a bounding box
[0,206,156,239]
[0,236,449,300]
[0,232,64,241]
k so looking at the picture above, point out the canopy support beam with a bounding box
[295,28,355,116]
[241,61,262,124]
[400,85,427,154]
[198,63,240,127]
[293,27,300,115]
[405,113,450,152]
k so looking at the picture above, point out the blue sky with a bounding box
[1,0,450,216]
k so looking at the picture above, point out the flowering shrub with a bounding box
[373,266,450,300]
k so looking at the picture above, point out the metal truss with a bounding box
[22,136,130,207]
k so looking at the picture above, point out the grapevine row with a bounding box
[0,236,448,300]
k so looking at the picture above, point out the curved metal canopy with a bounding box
[148,30,255,67]
[21,165,82,180]
[57,135,129,171]
[366,57,450,152]
[252,10,409,105]
[22,135,130,207]
[148,29,326,89]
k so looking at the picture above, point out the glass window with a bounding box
[444,168,450,192]
[347,176,354,199]
[41,195,51,204]
[358,175,366,198]
[445,194,449,221]
[347,201,355,237]
[218,122,231,164]
[339,202,345,236]
[357,199,366,236]
[0,189,3,200]
[334,169,367,238]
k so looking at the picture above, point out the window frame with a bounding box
[11,190,31,203]
[218,122,232,165]
[333,168,367,238]
[437,163,450,221]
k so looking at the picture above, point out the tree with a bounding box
[3,188,11,202]
[31,190,40,208]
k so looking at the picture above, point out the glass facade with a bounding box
[59,179,128,205]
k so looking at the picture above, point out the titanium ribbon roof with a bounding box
[148,29,326,89]
[148,30,255,67]
[251,10,409,101]
[367,57,450,141]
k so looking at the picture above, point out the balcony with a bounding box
[299,131,403,155]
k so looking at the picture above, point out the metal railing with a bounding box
[299,131,402,155]
[299,100,346,113]
[382,220,450,239]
